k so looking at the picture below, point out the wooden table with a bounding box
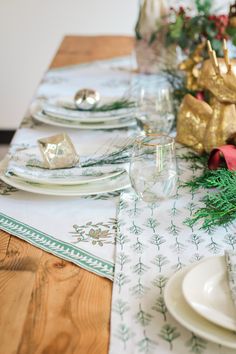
[0,35,134,354]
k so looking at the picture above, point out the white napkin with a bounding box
[225,250,236,308]
[43,97,136,121]
[4,147,125,185]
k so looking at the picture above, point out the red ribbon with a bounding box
[208,145,236,170]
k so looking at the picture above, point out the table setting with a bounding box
[3,1,236,353]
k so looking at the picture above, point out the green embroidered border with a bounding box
[0,212,114,280]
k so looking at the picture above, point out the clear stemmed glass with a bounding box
[130,74,175,135]
[129,134,177,203]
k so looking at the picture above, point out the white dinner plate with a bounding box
[164,264,236,349]
[43,98,136,123]
[7,168,125,186]
[0,170,131,196]
[182,256,236,332]
[33,109,137,130]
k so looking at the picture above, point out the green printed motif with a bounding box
[109,147,235,354]
[71,218,117,246]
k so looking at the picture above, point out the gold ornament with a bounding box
[177,40,236,154]
[178,41,206,91]
[229,2,236,28]
[38,133,79,169]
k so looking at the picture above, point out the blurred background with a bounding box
[0,0,228,131]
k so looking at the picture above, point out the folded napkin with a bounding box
[43,97,136,120]
[4,147,125,184]
[225,250,236,308]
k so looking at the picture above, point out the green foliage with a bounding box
[90,98,136,112]
[80,142,134,167]
[165,0,228,56]
[226,26,236,46]
[184,169,236,230]
[169,13,185,40]
[195,0,213,15]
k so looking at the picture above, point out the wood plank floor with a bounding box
[0,36,134,354]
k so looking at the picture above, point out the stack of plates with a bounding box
[31,96,137,130]
[164,256,236,349]
[0,147,131,196]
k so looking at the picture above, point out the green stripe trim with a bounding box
[0,212,114,280]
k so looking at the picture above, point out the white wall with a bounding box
[0,0,229,130]
[0,0,139,130]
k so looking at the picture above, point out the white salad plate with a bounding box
[164,263,236,349]
[0,169,131,196]
[182,256,236,332]
[33,109,136,130]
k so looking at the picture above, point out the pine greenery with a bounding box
[90,98,136,112]
[184,169,236,229]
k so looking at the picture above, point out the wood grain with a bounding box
[0,236,42,354]
[17,253,112,354]
[50,35,134,69]
[0,230,10,261]
[0,36,134,354]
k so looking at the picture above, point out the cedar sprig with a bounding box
[80,139,135,167]
[184,169,236,229]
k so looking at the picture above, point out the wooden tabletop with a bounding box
[0,35,134,354]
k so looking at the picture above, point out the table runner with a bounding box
[109,146,236,354]
[0,57,132,280]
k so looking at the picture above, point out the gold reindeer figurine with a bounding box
[176,40,236,154]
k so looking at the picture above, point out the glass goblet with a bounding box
[129,134,177,203]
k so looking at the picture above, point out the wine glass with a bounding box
[130,74,175,134]
[129,134,177,203]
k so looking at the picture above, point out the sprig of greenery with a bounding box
[195,0,213,15]
[184,169,236,229]
[80,140,135,168]
[90,99,136,112]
